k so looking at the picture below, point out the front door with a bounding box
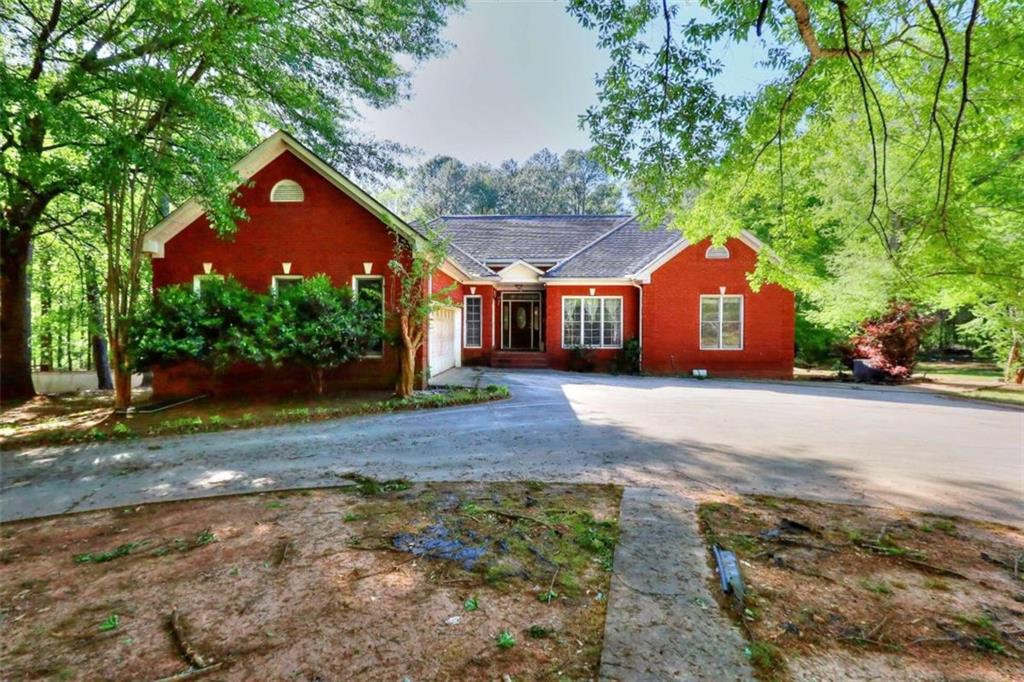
[508,301,534,349]
[501,293,542,350]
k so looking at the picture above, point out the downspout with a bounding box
[631,279,643,371]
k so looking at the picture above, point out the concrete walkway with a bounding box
[600,487,753,681]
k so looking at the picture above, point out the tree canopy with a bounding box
[385,147,625,220]
[569,0,1023,371]
[1,0,463,399]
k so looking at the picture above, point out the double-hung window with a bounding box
[271,274,303,293]
[464,295,482,348]
[700,295,743,350]
[353,275,385,356]
[562,296,622,348]
[193,274,223,294]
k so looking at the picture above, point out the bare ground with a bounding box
[697,494,1024,680]
[0,481,620,681]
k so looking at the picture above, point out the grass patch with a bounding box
[746,641,785,677]
[860,578,894,595]
[74,543,139,564]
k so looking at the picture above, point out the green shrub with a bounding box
[130,277,270,371]
[268,275,381,393]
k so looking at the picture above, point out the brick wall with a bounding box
[150,150,410,396]
[640,238,794,378]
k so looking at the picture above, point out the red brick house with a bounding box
[143,131,794,396]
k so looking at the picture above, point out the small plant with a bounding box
[195,528,217,546]
[266,501,284,509]
[463,596,479,612]
[496,630,516,649]
[207,415,225,426]
[340,473,410,496]
[460,501,482,516]
[527,625,550,639]
[111,422,133,437]
[86,427,107,441]
[746,641,785,675]
[537,589,558,603]
[922,578,949,591]
[974,636,1006,654]
[74,543,137,564]
[99,614,119,631]
[933,519,956,533]
[860,578,893,595]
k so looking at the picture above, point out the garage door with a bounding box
[428,307,461,377]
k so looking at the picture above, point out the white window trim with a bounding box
[271,274,303,293]
[352,275,386,358]
[193,273,223,293]
[561,295,623,349]
[270,179,304,202]
[463,294,483,349]
[699,294,744,351]
[705,245,730,259]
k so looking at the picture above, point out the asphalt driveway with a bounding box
[1,370,1021,523]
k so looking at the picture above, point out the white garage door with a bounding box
[428,307,461,377]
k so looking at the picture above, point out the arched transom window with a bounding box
[270,179,304,202]
[705,245,730,260]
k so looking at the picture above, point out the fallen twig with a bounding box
[152,663,223,682]
[343,557,417,585]
[169,609,211,670]
[478,508,552,528]
[272,539,293,567]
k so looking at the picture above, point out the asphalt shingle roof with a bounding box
[429,215,631,263]
[423,214,684,280]
[545,218,683,278]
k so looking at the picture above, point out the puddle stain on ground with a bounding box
[391,522,488,570]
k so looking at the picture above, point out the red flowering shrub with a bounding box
[850,303,935,380]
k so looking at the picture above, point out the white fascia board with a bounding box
[143,130,423,258]
[540,278,635,286]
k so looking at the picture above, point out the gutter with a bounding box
[631,279,644,371]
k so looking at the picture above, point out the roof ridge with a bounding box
[547,215,638,275]
[437,213,631,220]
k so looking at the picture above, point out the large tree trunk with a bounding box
[399,345,417,397]
[1,227,36,400]
[397,314,417,397]
[84,255,113,389]
[110,324,133,410]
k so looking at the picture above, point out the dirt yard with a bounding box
[698,495,1024,680]
[0,385,508,449]
[0,480,620,681]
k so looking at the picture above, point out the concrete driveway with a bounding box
[2,369,1021,523]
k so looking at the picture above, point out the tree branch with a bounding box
[941,0,981,220]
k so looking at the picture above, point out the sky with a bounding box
[358,1,774,168]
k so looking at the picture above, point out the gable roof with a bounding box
[427,215,631,263]
[143,130,424,258]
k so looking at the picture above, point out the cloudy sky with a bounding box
[358,1,773,167]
